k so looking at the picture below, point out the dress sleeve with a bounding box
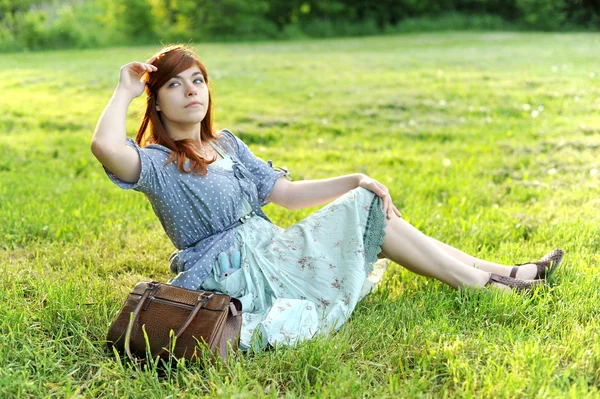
[222,129,291,206]
[103,138,163,195]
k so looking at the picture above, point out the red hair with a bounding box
[136,45,216,175]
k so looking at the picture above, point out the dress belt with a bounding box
[183,210,257,251]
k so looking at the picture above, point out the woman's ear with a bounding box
[156,103,161,111]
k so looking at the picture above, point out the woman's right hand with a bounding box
[117,58,157,98]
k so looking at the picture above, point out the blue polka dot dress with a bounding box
[105,129,387,350]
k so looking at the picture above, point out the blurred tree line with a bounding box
[1,0,599,51]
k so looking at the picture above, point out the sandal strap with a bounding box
[513,249,564,280]
[486,273,544,291]
[509,266,519,278]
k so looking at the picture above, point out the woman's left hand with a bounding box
[357,174,402,219]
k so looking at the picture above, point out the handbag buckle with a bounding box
[142,282,160,311]
[198,292,214,302]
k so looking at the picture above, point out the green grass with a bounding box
[1,32,600,397]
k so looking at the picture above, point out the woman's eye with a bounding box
[168,81,180,88]
[194,78,204,84]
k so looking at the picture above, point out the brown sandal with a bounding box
[486,273,545,292]
[509,249,564,280]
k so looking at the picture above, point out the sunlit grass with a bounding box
[1,32,600,397]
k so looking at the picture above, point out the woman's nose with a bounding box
[185,83,197,96]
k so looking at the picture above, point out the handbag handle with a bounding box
[123,283,214,363]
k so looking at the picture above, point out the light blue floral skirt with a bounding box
[201,187,387,350]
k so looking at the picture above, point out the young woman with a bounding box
[91,45,563,350]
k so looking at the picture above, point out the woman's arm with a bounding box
[267,173,401,219]
[268,174,361,210]
[91,61,156,183]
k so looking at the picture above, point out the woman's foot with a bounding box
[511,249,564,280]
[486,273,545,293]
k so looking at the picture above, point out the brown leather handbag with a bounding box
[107,281,242,363]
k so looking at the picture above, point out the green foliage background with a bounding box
[1,0,600,51]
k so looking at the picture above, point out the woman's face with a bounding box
[156,65,209,128]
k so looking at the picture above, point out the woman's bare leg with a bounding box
[429,238,538,279]
[380,215,494,289]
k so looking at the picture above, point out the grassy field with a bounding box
[1,32,600,397]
